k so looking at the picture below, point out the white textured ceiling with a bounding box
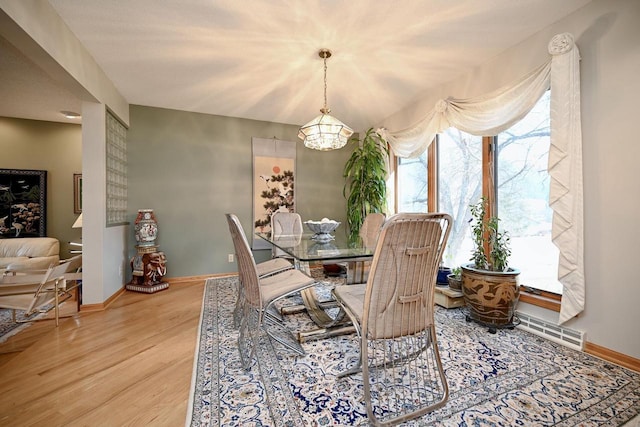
[1,0,592,130]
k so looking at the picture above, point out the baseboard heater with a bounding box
[516,311,585,351]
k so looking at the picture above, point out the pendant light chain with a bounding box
[322,51,329,113]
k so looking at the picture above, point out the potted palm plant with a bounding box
[461,198,520,332]
[343,128,388,240]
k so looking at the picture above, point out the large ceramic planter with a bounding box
[461,264,520,329]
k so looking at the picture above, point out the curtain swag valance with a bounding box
[378,33,584,324]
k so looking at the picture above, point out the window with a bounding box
[437,129,482,268]
[395,91,560,295]
[396,152,428,213]
[496,91,561,294]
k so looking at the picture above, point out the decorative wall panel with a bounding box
[106,111,128,226]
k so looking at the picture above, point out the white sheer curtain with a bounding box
[378,33,583,324]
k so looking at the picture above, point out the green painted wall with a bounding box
[127,105,352,277]
[0,109,353,278]
[0,117,82,258]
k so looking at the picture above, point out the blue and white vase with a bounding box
[134,209,158,247]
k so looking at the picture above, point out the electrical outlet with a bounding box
[228,254,234,263]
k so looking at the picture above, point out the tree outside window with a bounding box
[396,91,561,294]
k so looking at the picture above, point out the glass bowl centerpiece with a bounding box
[304,218,340,242]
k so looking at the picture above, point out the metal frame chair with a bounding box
[346,212,386,284]
[270,211,303,260]
[0,255,83,326]
[226,214,294,326]
[333,213,452,426]
[225,213,317,370]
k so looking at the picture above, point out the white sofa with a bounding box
[0,237,60,271]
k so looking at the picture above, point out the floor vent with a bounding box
[516,311,585,351]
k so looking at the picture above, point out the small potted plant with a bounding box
[461,198,520,331]
[447,266,462,291]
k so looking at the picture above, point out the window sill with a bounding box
[519,286,561,312]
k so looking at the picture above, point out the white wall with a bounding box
[82,103,129,303]
[0,1,130,305]
[382,0,640,359]
[0,0,128,124]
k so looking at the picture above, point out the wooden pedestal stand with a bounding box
[434,286,465,309]
[125,245,169,293]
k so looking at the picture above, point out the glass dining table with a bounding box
[256,229,376,341]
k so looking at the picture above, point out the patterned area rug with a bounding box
[186,276,640,426]
[0,309,33,343]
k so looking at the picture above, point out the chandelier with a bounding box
[298,49,353,150]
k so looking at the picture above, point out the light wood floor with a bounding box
[0,279,205,426]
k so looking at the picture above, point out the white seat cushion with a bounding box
[333,284,366,322]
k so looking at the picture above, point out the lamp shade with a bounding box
[298,48,353,151]
[72,213,83,228]
[298,113,353,151]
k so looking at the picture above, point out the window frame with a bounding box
[391,134,561,311]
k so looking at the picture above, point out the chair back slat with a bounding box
[359,212,385,248]
[26,258,77,314]
[270,212,302,258]
[363,213,451,340]
[64,255,83,275]
[346,213,386,285]
[225,214,262,310]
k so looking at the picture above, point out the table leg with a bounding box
[284,259,353,341]
[298,325,356,342]
[300,288,348,327]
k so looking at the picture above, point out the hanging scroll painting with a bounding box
[252,137,296,249]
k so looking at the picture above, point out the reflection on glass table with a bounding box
[256,229,377,341]
[256,229,375,265]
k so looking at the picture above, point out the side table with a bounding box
[125,245,169,293]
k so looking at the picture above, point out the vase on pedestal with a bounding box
[134,209,158,248]
[128,209,168,294]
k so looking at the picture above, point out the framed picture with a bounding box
[0,169,47,238]
[251,137,296,249]
[73,173,82,213]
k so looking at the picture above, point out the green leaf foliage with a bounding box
[343,128,389,240]
[469,197,512,272]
